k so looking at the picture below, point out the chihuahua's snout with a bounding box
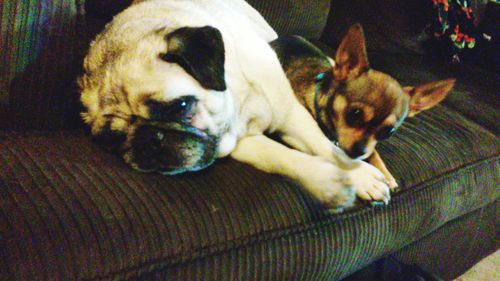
[347,141,368,159]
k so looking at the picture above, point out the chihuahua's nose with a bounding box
[347,141,368,159]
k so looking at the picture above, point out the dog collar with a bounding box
[313,72,339,145]
[395,100,410,128]
[313,72,325,121]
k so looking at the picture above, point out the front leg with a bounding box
[278,103,352,167]
[278,103,391,204]
[231,134,356,210]
[368,150,398,190]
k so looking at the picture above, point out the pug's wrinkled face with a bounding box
[79,25,232,175]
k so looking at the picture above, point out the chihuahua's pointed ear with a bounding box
[334,23,369,81]
[161,26,226,91]
[404,79,455,117]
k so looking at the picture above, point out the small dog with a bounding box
[79,0,390,211]
[271,24,455,189]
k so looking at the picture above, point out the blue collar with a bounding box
[313,72,332,136]
[313,72,339,145]
[314,72,325,121]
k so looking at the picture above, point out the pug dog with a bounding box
[79,0,390,210]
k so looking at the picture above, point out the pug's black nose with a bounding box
[130,126,164,171]
[347,142,367,159]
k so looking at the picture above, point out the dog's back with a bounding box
[270,36,332,99]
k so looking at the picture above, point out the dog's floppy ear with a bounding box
[404,79,455,117]
[334,23,369,81]
[161,26,226,91]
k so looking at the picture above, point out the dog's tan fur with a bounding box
[79,0,393,210]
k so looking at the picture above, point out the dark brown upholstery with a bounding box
[0,0,84,130]
[0,98,497,279]
[0,0,498,280]
[246,0,331,39]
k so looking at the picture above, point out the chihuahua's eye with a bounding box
[376,126,396,140]
[345,108,364,127]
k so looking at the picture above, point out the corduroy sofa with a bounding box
[0,0,498,280]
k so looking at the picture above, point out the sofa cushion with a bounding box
[246,0,331,39]
[0,97,497,280]
[342,202,498,280]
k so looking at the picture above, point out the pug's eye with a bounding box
[146,96,197,121]
[170,97,196,116]
[345,108,364,127]
[376,126,396,140]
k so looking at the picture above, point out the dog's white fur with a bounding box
[80,0,390,209]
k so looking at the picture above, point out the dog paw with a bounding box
[348,161,391,205]
[298,157,356,210]
[387,176,399,191]
[379,169,399,191]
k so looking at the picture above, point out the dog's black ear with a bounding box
[161,26,226,91]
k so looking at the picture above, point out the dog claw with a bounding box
[371,201,386,207]
[391,186,402,193]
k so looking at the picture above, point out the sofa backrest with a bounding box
[246,0,331,39]
[0,0,331,131]
[0,0,85,130]
[84,0,332,39]
[321,0,489,53]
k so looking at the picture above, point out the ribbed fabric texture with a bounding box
[0,0,85,130]
[245,0,331,39]
[393,202,498,280]
[0,103,497,280]
[343,203,497,281]
[83,0,331,39]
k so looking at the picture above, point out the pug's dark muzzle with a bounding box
[128,122,219,175]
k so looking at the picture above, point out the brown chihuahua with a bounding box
[271,24,455,189]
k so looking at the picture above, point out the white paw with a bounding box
[298,157,356,210]
[348,161,391,205]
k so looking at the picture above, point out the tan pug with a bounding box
[79,0,390,211]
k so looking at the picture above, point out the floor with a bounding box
[454,249,499,281]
